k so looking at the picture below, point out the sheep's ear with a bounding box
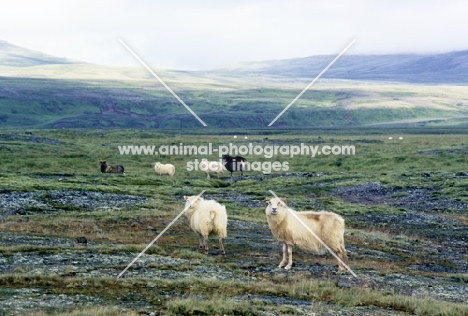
[263,198,270,206]
[183,196,188,200]
[280,198,287,205]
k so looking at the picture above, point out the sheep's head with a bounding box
[154,162,161,168]
[184,195,204,209]
[100,161,108,173]
[264,197,287,216]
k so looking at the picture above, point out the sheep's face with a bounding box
[154,162,160,168]
[265,197,287,216]
[100,161,108,173]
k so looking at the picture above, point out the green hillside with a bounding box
[1,73,467,129]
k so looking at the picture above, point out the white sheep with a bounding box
[183,195,227,255]
[264,197,349,273]
[200,158,224,179]
[154,162,175,177]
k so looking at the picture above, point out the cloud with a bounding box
[1,0,467,70]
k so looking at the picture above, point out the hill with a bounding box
[0,41,468,129]
[221,50,468,84]
[1,75,467,129]
[0,40,80,67]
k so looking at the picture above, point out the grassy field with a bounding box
[0,129,467,315]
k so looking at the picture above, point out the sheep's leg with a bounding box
[197,233,204,250]
[285,244,293,270]
[278,243,287,268]
[203,234,209,254]
[218,236,225,255]
[336,244,349,274]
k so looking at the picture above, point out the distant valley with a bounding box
[0,40,467,129]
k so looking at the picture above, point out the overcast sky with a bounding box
[2,0,468,70]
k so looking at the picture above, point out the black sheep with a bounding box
[100,160,125,174]
[222,155,246,177]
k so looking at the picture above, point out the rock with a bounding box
[337,279,353,288]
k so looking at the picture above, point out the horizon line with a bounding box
[1,40,468,72]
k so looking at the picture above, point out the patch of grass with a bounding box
[24,205,45,212]
[51,203,85,211]
[0,274,467,316]
[0,245,69,256]
[165,295,272,315]
[169,249,215,262]
[26,306,139,316]
[451,274,468,284]
[391,192,409,198]
[38,193,53,200]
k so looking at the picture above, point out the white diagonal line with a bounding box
[268,190,358,278]
[118,38,207,127]
[268,39,356,126]
[117,190,206,278]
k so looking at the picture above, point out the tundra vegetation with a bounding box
[0,129,467,315]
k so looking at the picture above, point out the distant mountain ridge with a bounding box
[1,40,468,83]
[0,40,80,67]
[0,41,467,129]
[221,49,468,83]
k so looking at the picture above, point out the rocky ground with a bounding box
[331,181,468,213]
[0,179,467,315]
[0,189,148,219]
